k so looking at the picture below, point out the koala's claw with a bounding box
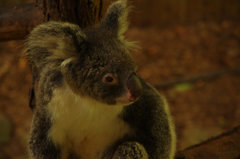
[112,142,149,159]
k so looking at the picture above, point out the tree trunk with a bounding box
[37,0,103,28]
[0,4,43,41]
[0,0,103,41]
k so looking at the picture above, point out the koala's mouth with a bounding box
[116,73,142,105]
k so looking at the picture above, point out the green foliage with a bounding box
[174,82,194,92]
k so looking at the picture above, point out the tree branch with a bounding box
[155,66,240,90]
[175,126,240,159]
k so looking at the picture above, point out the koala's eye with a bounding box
[102,73,118,85]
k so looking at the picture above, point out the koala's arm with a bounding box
[112,142,149,159]
[121,78,176,159]
[28,69,63,159]
[29,109,61,159]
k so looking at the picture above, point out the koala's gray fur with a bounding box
[25,0,176,159]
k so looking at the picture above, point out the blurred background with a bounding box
[0,0,240,158]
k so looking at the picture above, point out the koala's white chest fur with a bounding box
[47,83,131,159]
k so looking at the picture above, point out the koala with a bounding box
[25,0,176,159]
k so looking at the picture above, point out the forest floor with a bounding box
[0,21,240,159]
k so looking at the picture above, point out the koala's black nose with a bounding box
[126,73,142,101]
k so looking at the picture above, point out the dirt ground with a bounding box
[0,21,240,159]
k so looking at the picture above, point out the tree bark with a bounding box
[175,126,240,159]
[0,3,43,41]
[0,0,103,41]
[37,0,103,28]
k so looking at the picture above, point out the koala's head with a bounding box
[27,0,142,105]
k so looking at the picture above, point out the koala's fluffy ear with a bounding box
[26,21,86,68]
[101,0,129,40]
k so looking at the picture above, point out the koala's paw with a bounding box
[112,142,149,159]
